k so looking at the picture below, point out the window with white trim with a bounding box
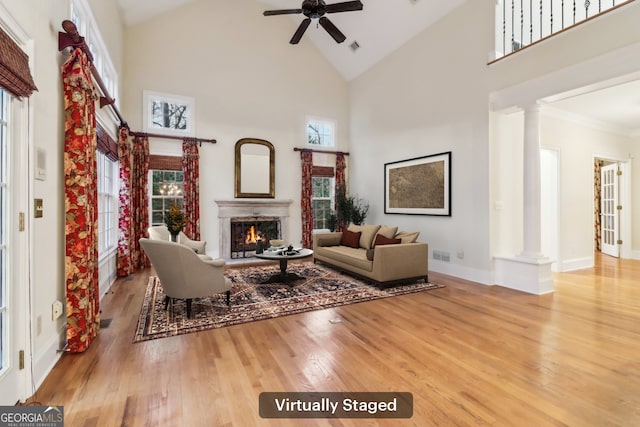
[97,152,118,256]
[143,91,195,136]
[312,177,335,231]
[307,117,335,147]
[69,0,118,104]
[149,170,184,226]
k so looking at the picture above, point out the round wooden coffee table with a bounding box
[254,248,313,284]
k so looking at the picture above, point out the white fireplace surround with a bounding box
[215,199,293,259]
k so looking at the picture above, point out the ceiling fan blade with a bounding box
[264,9,303,16]
[290,18,312,44]
[318,17,346,43]
[325,1,363,14]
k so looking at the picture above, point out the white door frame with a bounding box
[0,7,33,404]
[594,155,632,259]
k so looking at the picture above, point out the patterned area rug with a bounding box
[133,263,443,342]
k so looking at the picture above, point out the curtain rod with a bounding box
[58,20,128,128]
[294,147,349,156]
[58,20,217,145]
[130,131,217,145]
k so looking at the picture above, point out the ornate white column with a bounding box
[521,104,543,259]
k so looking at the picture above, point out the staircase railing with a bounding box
[494,0,635,59]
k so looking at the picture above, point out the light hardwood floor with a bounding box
[27,254,640,426]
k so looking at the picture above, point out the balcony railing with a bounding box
[495,0,635,59]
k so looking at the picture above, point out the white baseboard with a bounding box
[429,260,492,285]
[558,256,594,272]
[32,324,66,392]
[630,250,640,260]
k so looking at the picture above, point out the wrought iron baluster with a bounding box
[561,0,565,29]
[585,0,591,18]
[512,0,515,53]
[521,0,524,47]
[540,0,543,38]
[503,0,507,55]
[530,0,533,47]
[550,0,554,33]
[573,0,576,24]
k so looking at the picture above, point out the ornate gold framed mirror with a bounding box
[234,138,275,198]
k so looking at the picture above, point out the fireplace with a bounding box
[230,217,280,258]
[215,199,293,259]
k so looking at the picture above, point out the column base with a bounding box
[493,255,554,294]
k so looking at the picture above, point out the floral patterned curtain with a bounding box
[594,159,603,251]
[131,135,150,269]
[182,139,200,240]
[334,153,347,232]
[62,47,99,353]
[117,126,133,276]
[300,150,314,248]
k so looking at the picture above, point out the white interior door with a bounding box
[600,163,619,258]
[0,90,18,404]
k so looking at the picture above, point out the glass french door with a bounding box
[0,88,27,405]
[600,163,620,258]
[0,88,17,404]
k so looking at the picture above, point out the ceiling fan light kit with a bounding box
[263,0,364,45]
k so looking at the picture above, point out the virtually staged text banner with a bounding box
[259,392,413,418]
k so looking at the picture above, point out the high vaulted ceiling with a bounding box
[115,0,464,81]
[115,0,640,136]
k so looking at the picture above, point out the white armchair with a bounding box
[140,238,231,318]
[148,225,207,255]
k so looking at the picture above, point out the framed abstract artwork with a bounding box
[384,152,451,216]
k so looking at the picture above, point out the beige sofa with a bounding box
[313,224,428,287]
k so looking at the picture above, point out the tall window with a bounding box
[312,177,334,230]
[0,89,8,374]
[149,170,184,226]
[97,151,118,256]
[307,117,335,147]
[70,0,118,103]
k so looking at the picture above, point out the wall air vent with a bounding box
[432,250,451,263]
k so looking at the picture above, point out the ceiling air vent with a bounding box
[350,41,360,52]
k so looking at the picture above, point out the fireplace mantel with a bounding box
[215,199,293,259]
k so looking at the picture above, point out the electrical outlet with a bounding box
[37,315,42,336]
[52,300,63,320]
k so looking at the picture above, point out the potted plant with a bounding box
[164,203,188,242]
[332,183,369,230]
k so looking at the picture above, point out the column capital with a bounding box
[522,102,542,114]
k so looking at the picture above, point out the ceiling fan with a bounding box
[263,0,364,45]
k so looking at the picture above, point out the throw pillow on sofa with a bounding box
[373,234,401,246]
[366,234,402,260]
[340,229,362,248]
[347,224,381,250]
[376,225,398,240]
[395,231,420,244]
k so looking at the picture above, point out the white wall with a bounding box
[350,0,640,285]
[122,0,350,257]
[541,113,636,268]
[349,1,494,284]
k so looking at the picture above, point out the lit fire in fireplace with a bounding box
[245,226,260,244]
